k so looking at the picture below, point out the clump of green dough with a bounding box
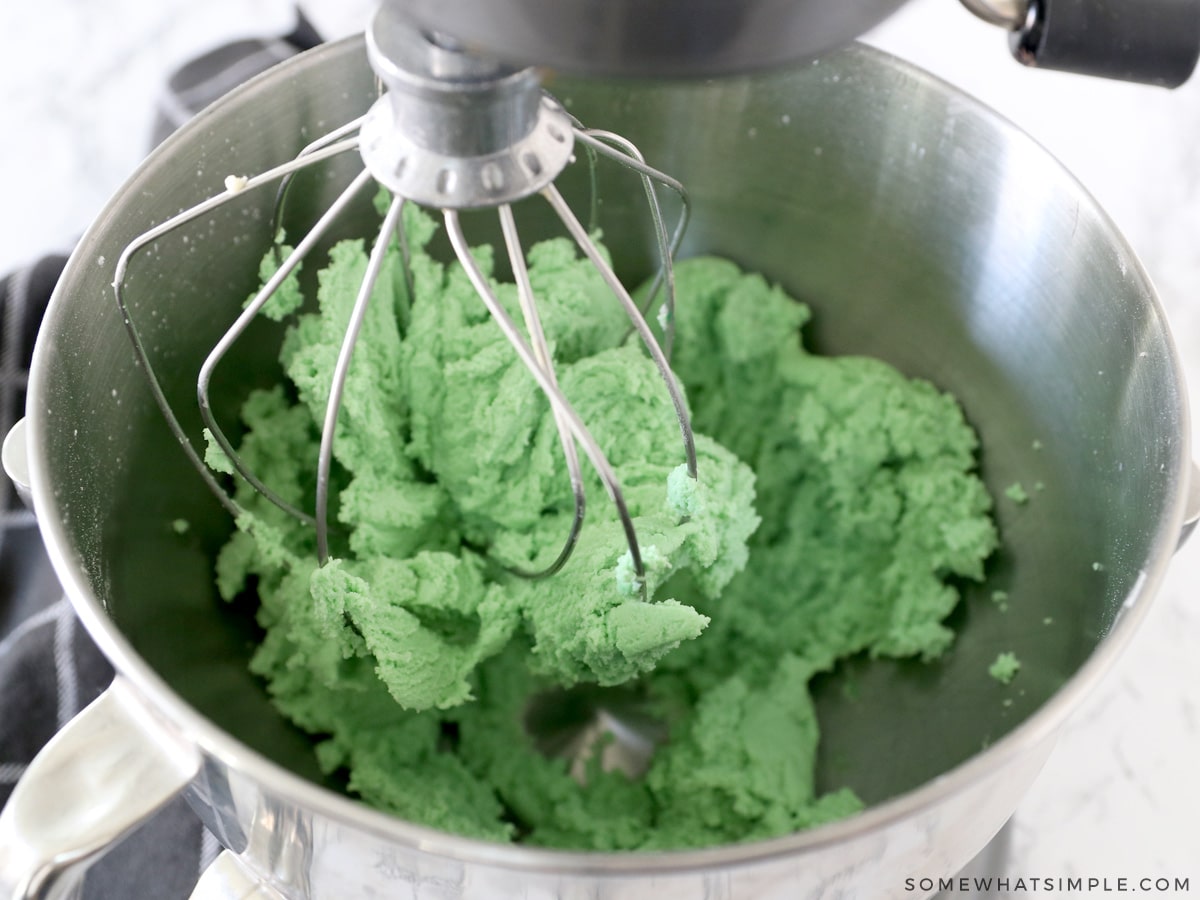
[211,201,998,850]
[989,651,1021,684]
[1005,482,1029,504]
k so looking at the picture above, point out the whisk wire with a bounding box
[444,209,648,596]
[541,184,698,483]
[498,204,587,580]
[112,137,363,522]
[270,115,370,250]
[315,193,408,564]
[574,129,691,359]
[198,165,376,529]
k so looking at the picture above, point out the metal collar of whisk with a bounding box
[361,5,576,207]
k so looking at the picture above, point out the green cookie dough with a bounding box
[212,201,998,849]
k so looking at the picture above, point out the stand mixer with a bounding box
[2,1,1200,900]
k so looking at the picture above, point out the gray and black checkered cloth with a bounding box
[0,14,320,897]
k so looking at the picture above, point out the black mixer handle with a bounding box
[983,0,1200,87]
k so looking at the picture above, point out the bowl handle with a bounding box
[2,418,32,512]
[1180,462,1200,551]
[189,850,285,900]
[0,677,200,900]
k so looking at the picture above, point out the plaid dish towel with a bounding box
[0,14,320,899]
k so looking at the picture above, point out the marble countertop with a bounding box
[1,0,1197,896]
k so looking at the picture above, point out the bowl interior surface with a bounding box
[31,39,1187,816]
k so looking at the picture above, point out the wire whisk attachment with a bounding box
[113,4,695,598]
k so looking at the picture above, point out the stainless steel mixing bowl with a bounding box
[1,35,1196,900]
